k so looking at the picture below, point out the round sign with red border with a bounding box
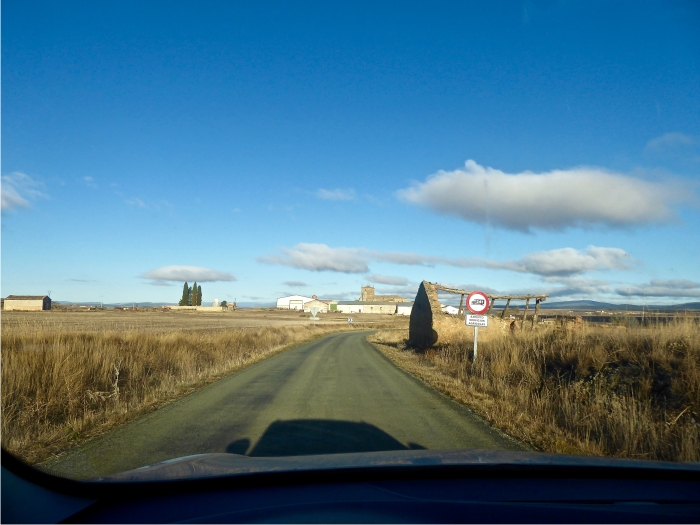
[466,291,490,315]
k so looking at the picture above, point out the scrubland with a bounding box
[2,311,404,464]
[369,317,699,462]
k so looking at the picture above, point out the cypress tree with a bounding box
[179,282,189,306]
[192,282,198,306]
[197,285,202,306]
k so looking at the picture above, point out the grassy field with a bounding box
[369,317,699,462]
[1,309,407,464]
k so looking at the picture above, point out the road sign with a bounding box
[466,315,488,327]
[466,291,490,315]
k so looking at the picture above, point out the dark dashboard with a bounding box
[3,449,699,523]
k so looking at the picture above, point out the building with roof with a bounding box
[276,295,314,310]
[441,305,460,315]
[303,299,333,314]
[396,301,414,316]
[336,301,398,314]
[3,295,52,311]
[359,285,408,303]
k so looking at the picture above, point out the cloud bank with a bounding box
[616,279,700,298]
[397,160,686,231]
[142,266,236,282]
[258,243,370,273]
[259,243,632,277]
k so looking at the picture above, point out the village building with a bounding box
[336,301,398,314]
[441,305,460,315]
[359,285,408,303]
[303,298,334,313]
[3,295,52,311]
[396,302,414,316]
[276,294,314,310]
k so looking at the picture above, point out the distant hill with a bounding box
[53,301,178,307]
[539,300,700,311]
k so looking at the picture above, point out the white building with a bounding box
[441,305,460,315]
[396,302,414,316]
[277,295,314,310]
[303,299,332,313]
[3,295,52,311]
[336,301,397,314]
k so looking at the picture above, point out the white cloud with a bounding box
[646,132,698,151]
[366,274,410,286]
[1,172,49,211]
[125,198,148,208]
[616,279,700,298]
[258,243,370,273]
[83,176,98,189]
[516,247,632,276]
[1,185,29,211]
[315,188,355,201]
[142,266,236,282]
[541,276,613,298]
[397,160,688,232]
[260,243,631,277]
[282,281,308,287]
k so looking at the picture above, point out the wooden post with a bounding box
[487,297,494,315]
[500,298,511,319]
[532,298,541,328]
[458,294,465,316]
[522,298,530,330]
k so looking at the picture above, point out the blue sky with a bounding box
[2,1,699,306]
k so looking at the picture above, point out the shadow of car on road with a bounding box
[227,419,426,457]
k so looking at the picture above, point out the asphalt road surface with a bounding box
[44,331,525,479]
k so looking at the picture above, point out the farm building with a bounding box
[336,301,398,314]
[441,305,460,315]
[303,299,333,313]
[277,295,314,310]
[396,302,414,316]
[3,295,52,311]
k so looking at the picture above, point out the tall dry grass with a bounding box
[1,322,378,464]
[369,318,700,462]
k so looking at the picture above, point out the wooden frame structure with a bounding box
[433,284,549,328]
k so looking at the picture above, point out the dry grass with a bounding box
[1,315,397,465]
[369,318,700,462]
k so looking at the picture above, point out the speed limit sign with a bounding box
[466,291,490,315]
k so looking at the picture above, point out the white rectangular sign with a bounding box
[466,315,488,327]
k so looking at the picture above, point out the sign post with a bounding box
[465,291,490,360]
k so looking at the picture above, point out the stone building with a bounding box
[359,285,407,303]
[3,295,52,311]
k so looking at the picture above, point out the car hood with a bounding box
[94,449,700,483]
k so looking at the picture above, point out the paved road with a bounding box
[44,331,525,479]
